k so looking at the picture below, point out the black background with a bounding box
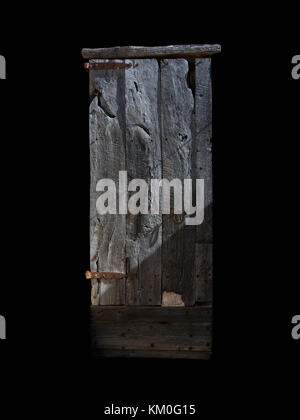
[0,12,299,414]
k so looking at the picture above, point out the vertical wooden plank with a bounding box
[124,59,162,305]
[195,58,213,302]
[89,59,126,305]
[160,59,196,306]
[195,243,212,301]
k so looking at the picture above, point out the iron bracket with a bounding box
[85,271,136,280]
[84,62,132,71]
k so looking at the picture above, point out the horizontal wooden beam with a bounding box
[82,44,221,60]
[91,305,212,322]
[91,306,212,359]
[92,349,211,359]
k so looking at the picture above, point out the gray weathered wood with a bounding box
[160,59,196,306]
[89,60,126,305]
[195,58,213,243]
[124,59,162,305]
[194,58,213,303]
[87,47,217,358]
[82,44,221,60]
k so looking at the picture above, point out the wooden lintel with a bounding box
[82,44,221,60]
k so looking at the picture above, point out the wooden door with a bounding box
[89,57,212,307]
[83,44,220,358]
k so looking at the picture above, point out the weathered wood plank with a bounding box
[92,349,211,359]
[195,58,213,243]
[90,321,211,337]
[89,60,126,305]
[195,243,213,302]
[124,59,162,305]
[90,305,212,358]
[92,336,211,351]
[160,59,196,306]
[82,44,221,60]
[91,305,212,323]
[194,58,213,303]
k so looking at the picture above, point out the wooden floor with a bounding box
[91,306,212,359]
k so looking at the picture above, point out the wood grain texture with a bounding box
[82,44,221,60]
[195,243,213,302]
[91,306,212,358]
[91,321,211,337]
[87,50,216,358]
[92,336,210,351]
[160,59,196,306]
[124,59,162,305]
[91,305,212,322]
[92,349,211,359]
[89,60,126,305]
[195,58,213,243]
[88,55,214,311]
[194,58,213,303]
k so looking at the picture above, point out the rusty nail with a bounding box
[171,212,185,225]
